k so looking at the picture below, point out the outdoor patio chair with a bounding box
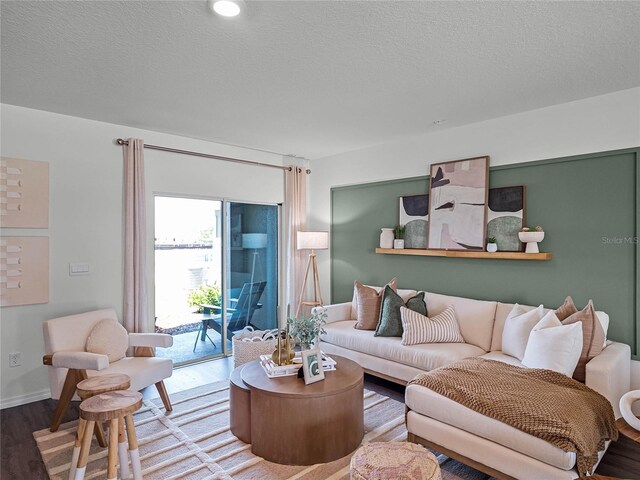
[194,281,266,348]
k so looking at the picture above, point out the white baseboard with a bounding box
[0,388,50,410]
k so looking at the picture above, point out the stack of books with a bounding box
[259,352,337,378]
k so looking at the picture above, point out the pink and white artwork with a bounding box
[427,156,489,250]
[0,236,49,307]
[0,157,49,228]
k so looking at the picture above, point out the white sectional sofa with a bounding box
[318,288,631,480]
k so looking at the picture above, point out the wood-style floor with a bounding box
[2,357,638,479]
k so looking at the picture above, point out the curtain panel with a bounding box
[284,165,308,319]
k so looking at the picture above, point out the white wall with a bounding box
[0,104,286,408]
[307,87,640,385]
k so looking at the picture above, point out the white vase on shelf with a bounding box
[486,243,498,253]
[393,239,405,249]
[380,228,394,249]
[518,231,545,254]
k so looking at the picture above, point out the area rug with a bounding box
[34,380,490,480]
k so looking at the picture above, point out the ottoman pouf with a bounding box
[350,442,442,480]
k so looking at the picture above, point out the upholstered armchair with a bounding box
[42,308,173,437]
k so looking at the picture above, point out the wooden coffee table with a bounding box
[239,355,364,465]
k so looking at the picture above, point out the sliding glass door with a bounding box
[153,196,278,366]
[224,202,279,343]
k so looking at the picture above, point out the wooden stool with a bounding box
[229,364,251,443]
[69,374,131,480]
[75,390,143,480]
[350,442,442,480]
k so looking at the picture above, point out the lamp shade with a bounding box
[242,233,267,249]
[297,231,329,250]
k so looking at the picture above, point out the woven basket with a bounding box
[232,328,278,368]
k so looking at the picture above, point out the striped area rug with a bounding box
[34,380,489,480]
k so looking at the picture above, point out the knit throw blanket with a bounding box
[408,358,618,477]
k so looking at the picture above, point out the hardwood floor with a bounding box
[2,357,638,479]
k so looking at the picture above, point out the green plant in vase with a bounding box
[287,309,328,350]
[393,225,406,249]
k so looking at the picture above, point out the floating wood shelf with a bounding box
[375,248,552,261]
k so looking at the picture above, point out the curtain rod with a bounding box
[115,138,311,174]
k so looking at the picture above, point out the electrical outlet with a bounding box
[9,352,21,367]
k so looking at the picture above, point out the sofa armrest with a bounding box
[585,341,631,418]
[129,333,173,348]
[51,351,109,371]
[312,302,352,324]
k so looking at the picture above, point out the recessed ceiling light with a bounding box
[433,120,447,126]
[209,0,241,17]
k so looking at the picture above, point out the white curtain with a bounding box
[123,138,148,333]
[284,165,308,320]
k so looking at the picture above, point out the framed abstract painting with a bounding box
[487,186,526,251]
[427,156,489,250]
[398,194,429,249]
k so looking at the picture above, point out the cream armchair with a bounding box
[42,308,174,437]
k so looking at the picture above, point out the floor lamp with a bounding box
[242,233,267,321]
[296,231,329,318]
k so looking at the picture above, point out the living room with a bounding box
[1,1,640,479]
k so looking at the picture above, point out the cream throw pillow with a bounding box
[400,305,464,345]
[522,311,583,377]
[86,319,129,363]
[501,304,544,360]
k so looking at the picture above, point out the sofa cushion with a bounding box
[85,318,129,363]
[375,288,426,337]
[353,279,398,330]
[480,351,523,367]
[501,304,545,361]
[351,282,416,320]
[400,305,464,345]
[322,320,484,372]
[422,292,496,351]
[522,311,583,377]
[405,384,577,470]
[560,300,606,382]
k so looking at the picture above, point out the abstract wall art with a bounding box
[487,186,526,251]
[398,194,429,249]
[0,236,49,307]
[0,157,49,228]
[427,156,489,250]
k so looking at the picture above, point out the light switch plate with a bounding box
[69,263,90,276]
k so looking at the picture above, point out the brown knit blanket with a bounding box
[409,358,617,477]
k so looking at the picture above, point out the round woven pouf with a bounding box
[350,442,442,480]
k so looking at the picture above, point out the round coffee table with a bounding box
[240,355,364,465]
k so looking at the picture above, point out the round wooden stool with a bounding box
[74,390,143,480]
[69,374,131,480]
[350,442,442,480]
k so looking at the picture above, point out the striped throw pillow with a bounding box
[400,305,465,345]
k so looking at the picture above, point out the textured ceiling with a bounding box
[2,1,639,159]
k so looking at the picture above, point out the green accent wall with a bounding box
[331,148,640,358]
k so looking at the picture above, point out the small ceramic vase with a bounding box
[380,228,394,249]
[393,239,405,249]
[486,243,498,253]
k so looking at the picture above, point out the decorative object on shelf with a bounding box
[393,225,405,249]
[379,228,394,249]
[301,348,325,384]
[375,247,552,260]
[399,194,429,248]
[296,231,329,317]
[271,329,295,366]
[486,237,498,253]
[232,328,278,368]
[518,226,545,254]
[287,309,327,350]
[619,390,640,433]
[428,156,489,251]
[487,185,526,252]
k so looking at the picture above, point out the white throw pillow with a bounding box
[400,305,465,345]
[86,319,129,363]
[522,311,583,377]
[501,304,544,360]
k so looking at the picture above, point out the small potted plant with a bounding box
[518,226,545,253]
[486,236,498,253]
[393,225,405,249]
[287,309,328,350]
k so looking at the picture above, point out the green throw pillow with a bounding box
[375,286,427,337]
